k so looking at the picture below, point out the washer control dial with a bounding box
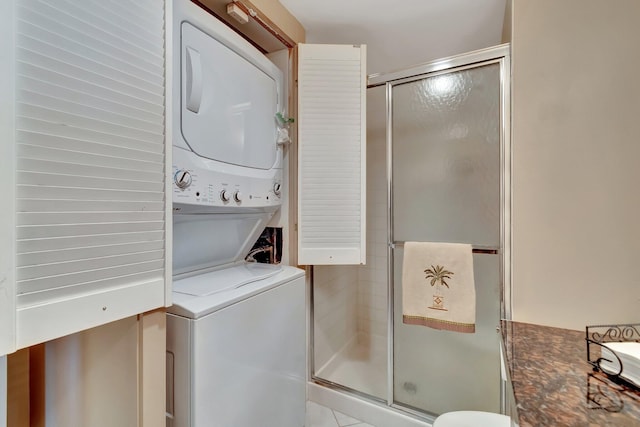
[220,189,230,202]
[234,191,243,203]
[174,170,192,189]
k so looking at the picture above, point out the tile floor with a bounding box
[306,401,376,427]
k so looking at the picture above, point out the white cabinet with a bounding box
[0,0,170,355]
[0,0,17,357]
[297,44,367,265]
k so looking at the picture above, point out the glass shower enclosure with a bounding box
[310,44,511,420]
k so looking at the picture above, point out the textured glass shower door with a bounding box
[390,62,504,415]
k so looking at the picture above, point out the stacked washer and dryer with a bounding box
[166,1,306,426]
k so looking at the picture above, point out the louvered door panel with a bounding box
[0,0,16,356]
[12,0,168,349]
[297,44,366,265]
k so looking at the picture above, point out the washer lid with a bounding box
[168,265,305,319]
[173,263,282,296]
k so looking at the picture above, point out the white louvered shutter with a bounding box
[297,44,366,265]
[0,0,17,356]
[5,0,170,350]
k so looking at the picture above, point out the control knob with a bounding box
[174,170,192,189]
[220,189,230,202]
[273,182,282,197]
[234,191,243,203]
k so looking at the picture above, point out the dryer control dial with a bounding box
[220,189,230,202]
[273,182,282,197]
[174,170,192,189]
[234,191,243,203]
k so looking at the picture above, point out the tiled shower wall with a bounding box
[313,86,388,372]
[356,86,387,344]
[313,265,359,370]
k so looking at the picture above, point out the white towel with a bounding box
[402,242,476,333]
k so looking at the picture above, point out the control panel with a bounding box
[172,147,283,209]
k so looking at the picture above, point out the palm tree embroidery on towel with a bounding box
[424,265,454,311]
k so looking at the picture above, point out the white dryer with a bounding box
[166,1,305,426]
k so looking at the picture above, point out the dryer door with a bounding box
[180,22,279,170]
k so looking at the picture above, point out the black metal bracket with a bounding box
[585,323,640,389]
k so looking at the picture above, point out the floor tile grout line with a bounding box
[330,409,341,426]
[331,408,366,427]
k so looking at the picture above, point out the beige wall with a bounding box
[9,311,166,427]
[138,310,167,427]
[247,0,305,44]
[44,317,139,427]
[501,0,512,43]
[512,0,640,330]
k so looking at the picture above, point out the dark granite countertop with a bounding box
[501,321,640,427]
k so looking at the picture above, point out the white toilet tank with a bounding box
[433,411,511,427]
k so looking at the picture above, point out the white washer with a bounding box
[166,264,305,427]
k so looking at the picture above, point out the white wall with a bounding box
[356,86,388,343]
[313,265,359,370]
[512,0,640,329]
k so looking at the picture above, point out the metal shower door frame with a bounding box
[374,43,512,415]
